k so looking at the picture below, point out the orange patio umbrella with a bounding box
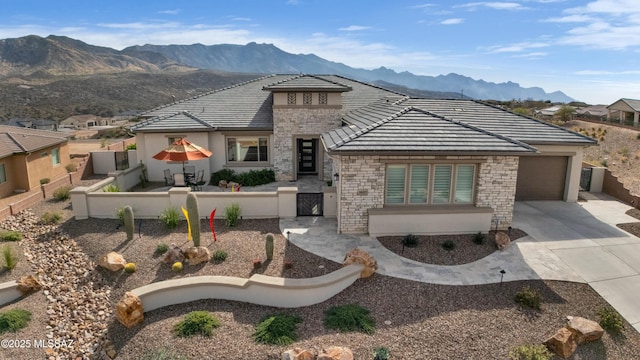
[152,138,212,173]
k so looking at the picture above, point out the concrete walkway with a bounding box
[280,194,640,332]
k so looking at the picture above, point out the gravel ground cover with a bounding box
[618,208,640,238]
[2,199,640,359]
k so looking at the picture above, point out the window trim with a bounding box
[225,136,270,164]
[52,148,61,166]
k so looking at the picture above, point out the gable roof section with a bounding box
[0,125,68,159]
[262,74,352,92]
[322,101,536,154]
[608,98,640,112]
[130,111,215,132]
[400,99,596,145]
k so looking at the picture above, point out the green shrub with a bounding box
[65,163,78,173]
[103,183,121,192]
[173,311,220,337]
[1,245,18,270]
[155,243,169,255]
[212,250,228,262]
[126,143,137,150]
[0,231,22,242]
[324,304,375,334]
[41,211,62,225]
[159,207,180,229]
[598,306,624,335]
[235,168,276,186]
[225,203,241,227]
[509,344,553,360]
[474,232,486,245]
[402,233,418,248]
[441,239,456,251]
[53,186,72,201]
[373,346,390,360]
[514,286,542,310]
[253,314,302,345]
[210,168,236,185]
[601,158,608,167]
[141,347,186,360]
[0,309,31,334]
[39,178,50,185]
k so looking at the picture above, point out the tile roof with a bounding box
[0,125,68,159]
[609,98,640,112]
[129,111,215,132]
[322,101,536,154]
[262,74,352,92]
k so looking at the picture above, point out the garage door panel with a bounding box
[516,156,568,201]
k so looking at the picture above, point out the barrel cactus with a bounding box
[265,233,274,261]
[172,261,183,272]
[124,262,137,273]
[186,193,201,246]
[123,205,134,241]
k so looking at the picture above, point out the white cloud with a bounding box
[513,52,548,58]
[485,41,549,53]
[441,18,464,25]
[456,2,529,11]
[338,25,372,31]
[158,9,181,15]
[543,15,593,23]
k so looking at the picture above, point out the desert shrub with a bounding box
[65,163,78,173]
[637,133,640,140]
[1,245,18,270]
[39,178,50,185]
[225,203,241,227]
[600,158,608,167]
[441,239,456,251]
[514,286,542,310]
[53,186,72,201]
[126,143,137,150]
[141,347,186,360]
[598,306,624,335]
[0,309,31,334]
[473,232,486,245]
[373,346,390,360]
[210,168,236,185]
[324,304,375,334]
[235,168,276,186]
[173,311,220,337]
[124,262,137,273]
[253,314,302,345]
[103,184,121,192]
[212,250,228,262]
[509,344,553,360]
[159,207,180,229]
[0,231,22,242]
[172,261,183,272]
[41,211,62,225]
[155,243,169,255]
[402,233,418,248]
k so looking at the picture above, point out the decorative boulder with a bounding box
[218,180,228,188]
[342,248,377,278]
[495,232,511,250]
[99,251,126,272]
[115,292,144,328]
[281,348,315,360]
[544,327,577,359]
[17,275,43,295]
[566,316,604,344]
[184,246,211,265]
[162,243,185,264]
[317,346,354,360]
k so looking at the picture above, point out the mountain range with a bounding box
[0,35,573,102]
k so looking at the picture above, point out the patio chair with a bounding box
[191,169,206,191]
[163,169,174,186]
[184,165,196,177]
[173,173,187,187]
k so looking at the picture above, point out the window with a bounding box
[167,136,185,145]
[52,148,60,165]
[303,92,312,105]
[287,92,297,105]
[0,164,5,184]
[384,164,476,205]
[319,92,328,105]
[227,137,268,162]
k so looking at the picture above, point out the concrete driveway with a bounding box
[513,196,640,333]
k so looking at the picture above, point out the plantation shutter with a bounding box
[432,165,452,204]
[385,165,406,204]
[409,165,429,203]
[454,165,475,203]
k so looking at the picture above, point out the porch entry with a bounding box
[296,138,317,175]
[297,193,324,216]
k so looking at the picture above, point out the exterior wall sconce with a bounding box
[333,173,339,182]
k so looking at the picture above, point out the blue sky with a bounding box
[0,0,638,104]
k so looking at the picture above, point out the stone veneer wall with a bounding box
[337,155,519,234]
[272,107,342,181]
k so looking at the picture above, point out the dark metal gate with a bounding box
[297,193,323,216]
[580,167,592,191]
[115,151,129,171]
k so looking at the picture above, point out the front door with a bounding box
[297,138,317,175]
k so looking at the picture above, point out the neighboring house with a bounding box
[576,105,608,118]
[533,105,563,118]
[8,119,58,131]
[607,98,640,125]
[60,114,116,129]
[0,125,71,198]
[131,74,596,235]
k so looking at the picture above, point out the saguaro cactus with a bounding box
[186,193,201,247]
[123,205,134,241]
[265,233,274,261]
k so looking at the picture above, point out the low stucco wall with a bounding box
[0,281,21,306]
[132,264,365,311]
[368,206,493,236]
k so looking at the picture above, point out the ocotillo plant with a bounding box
[123,205,134,241]
[265,233,274,261]
[186,193,201,247]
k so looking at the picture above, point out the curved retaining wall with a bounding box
[132,264,365,312]
[0,280,22,306]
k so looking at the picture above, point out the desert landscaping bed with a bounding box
[617,208,640,238]
[2,199,640,359]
